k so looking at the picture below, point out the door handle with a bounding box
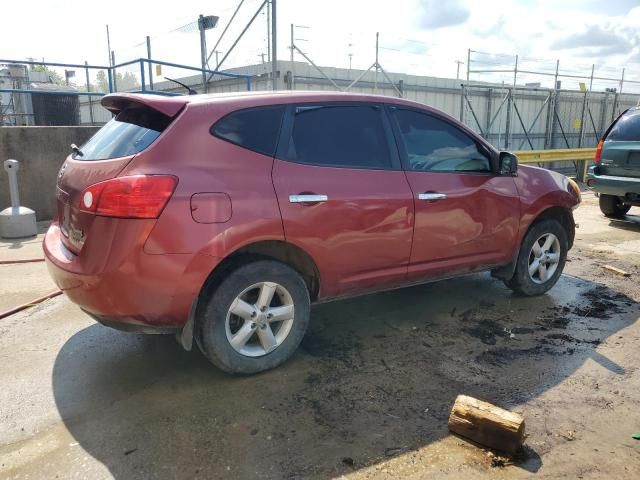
[417,192,447,201]
[289,194,328,204]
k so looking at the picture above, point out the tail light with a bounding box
[79,175,177,219]
[594,139,603,165]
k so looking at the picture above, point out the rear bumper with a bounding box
[43,221,218,330]
[587,166,640,198]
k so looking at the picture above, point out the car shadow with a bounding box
[607,212,640,233]
[52,273,638,479]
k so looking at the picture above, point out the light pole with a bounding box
[271,0,277,90]
[198,14,219,93]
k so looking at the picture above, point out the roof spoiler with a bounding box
[101,93,189,117]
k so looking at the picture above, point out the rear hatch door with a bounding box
[601,108,640,178]
[56,94,186,254]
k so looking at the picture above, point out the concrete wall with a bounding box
[0,126,100,220]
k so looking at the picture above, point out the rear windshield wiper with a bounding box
[70,143,84,157]
[164,77,198,95]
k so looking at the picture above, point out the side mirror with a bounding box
[499,152,518,176]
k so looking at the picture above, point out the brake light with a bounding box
[594,139,603,165]
[79,175,177,219]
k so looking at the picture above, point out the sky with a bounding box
[2,0,640,91]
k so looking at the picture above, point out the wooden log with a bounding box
[448,395,525,453]
[601,264,631,277]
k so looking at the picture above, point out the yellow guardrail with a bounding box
[513,148,595,180]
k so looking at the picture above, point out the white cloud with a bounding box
[0,0,639,90]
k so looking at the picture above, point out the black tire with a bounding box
[196,260,310,375]
[504,219,568,296]
[599,194,630,218]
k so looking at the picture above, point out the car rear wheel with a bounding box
[197,260,310,374]
[599,194,631,218]
[504,219,568,296]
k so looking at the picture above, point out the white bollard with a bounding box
[0,159,37,238]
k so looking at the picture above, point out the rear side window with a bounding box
[607,108,640,141]
[212,106,285,156]
[76,107,171,161]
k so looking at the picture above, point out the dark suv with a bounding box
[588,107,640,217]
[45,91,581,374]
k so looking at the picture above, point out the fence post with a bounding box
[84,61,94,124]
[505,88,512,149]
[485,88,492,142]
[459,84,465,122]
[598,91,609,139]
[146,36,154,90]
[466,48,470,81]
[139,59,146,93]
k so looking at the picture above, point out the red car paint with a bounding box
[44,91,580,331]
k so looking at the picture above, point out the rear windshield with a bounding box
[74,107,172,161]
[607,108,640,142]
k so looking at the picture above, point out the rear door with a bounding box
[272,103,414,298]
[387,106,520,280]
[601,108,640,177]
[56,103,174,254]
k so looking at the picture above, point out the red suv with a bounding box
[44,92,581,374]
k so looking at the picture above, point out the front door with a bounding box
[388,107,520,280]
[272,103,414,298]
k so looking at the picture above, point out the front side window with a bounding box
[212,106,285,156]
[393,109,491,173]
[76,107,171,161]
[286,104,392,169]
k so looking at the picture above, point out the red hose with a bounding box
[0,258,45,265]
[0,290,62,320]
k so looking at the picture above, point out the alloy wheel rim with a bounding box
[528,233,561,284]
[225,282,295,357]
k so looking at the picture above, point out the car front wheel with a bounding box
[196,260,310,375]
[504,218,568,296]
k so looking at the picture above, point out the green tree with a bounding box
[27,61,64,84]
[93,70,140,93]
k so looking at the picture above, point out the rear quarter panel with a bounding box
[119,102,285,258]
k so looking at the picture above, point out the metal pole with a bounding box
[266,0,271,89]
[111,51,117,91]
[146,36,153,90]
[140,59,146,92]
[271,0,277,90]
[290,24,295,90]
[466,48,470,81]
[106,25,112,66]
[553,59,559,89]
[199,15,208,93]
[85,61,94,124]
[374,32,379,93]
[485,88,492,141]
[505,88,512,149]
